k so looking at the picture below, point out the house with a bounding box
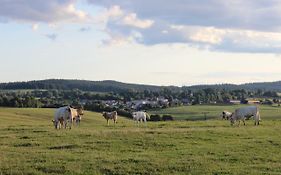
[247,100,261,104]
[229,100,241,104]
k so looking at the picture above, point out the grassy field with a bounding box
[1,107,281,174]
[149,104,281,120]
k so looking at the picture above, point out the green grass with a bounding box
[149,104,281,120]
[1,107,281,174]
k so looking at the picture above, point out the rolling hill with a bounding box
[0,79,281,92]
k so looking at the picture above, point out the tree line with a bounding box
[0,88,279,109]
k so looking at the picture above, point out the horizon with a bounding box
[0,78,280,88]
[2,1,281,86]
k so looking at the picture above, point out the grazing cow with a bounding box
[70,107,84,126]
[132,111,150,126]
[230,106,261,126]
[52,106,84,129]
[221,111,232,120]
[53,106,71,129]
[102,111,118,125]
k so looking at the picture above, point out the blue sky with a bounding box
[1,0,281,86]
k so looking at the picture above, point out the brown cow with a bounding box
[102,111,118,125]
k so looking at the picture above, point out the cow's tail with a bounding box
[255,109,261,125]
[145,112,150,120]
[257,110,261,121]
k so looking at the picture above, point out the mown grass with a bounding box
[1,107,281,174]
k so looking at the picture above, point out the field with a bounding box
[1,106,281,174]
[149,104,281,120]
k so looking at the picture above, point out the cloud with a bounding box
[96,5,154,29]
[32,24,39,31]
[2,0,281,53]
[88,0,281,53]
[122,13,154,29]
[79,27,91,32]
[0,0,88,24]
[89,0,281,31]
[45,33,57,41]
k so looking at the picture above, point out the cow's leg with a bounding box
[243,119,245,126]
[64,121,67,129]
[55,121,59,129]
[107,119,109,126]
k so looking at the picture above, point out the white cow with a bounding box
[132,111,150,126]
[53,106,71,129]
[52,106,84,129]
[221,111,232,120]
[230,106,261,126]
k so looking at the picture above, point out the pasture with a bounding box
[149,104,281,120]
[1,106,281,174]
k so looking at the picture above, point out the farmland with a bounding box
[149,104,281,120]
[1,106,281,174]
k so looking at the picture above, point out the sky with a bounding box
[1,0,281,86]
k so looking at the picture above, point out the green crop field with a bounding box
[1,106,281,174]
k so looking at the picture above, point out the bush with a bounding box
[162,115,174,121]
[117,109,132,118]
[149,114,162,121]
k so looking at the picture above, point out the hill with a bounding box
[186,81,281,91]
[0,79,281,92]
[0,79,177,93]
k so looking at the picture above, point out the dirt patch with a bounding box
[14,143,39,147]
[48,144,79,150]
[36,166,67,174]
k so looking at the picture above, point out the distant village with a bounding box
[84,97,267,112]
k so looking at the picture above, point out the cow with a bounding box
[229,106,261,126]
[102,111,118,125]
[53,106,71,129]
[52,106,84,129]
[221,111,232,120]
[132,111,150,126]
[70,107,84,126]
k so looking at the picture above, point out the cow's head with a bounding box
[221,111,226,119]
[66,106,71,112]
[75,115,81,125]
[77,107,84,116]
[52,120,58,129]
[132,112,137,119]
[102,112,106,118]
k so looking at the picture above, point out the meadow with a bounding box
[1,106,281,174]
[149,104,281,120]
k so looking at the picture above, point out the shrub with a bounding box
[117,109,132,118]
[149,114,162,121]
[162,115,174,121]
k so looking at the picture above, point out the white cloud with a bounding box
[45,33,57,41]
[32,24,39,31]
[122,13,154,29]
[88,0,281,54]
[189,27,226,44]
[96,5,154,29]
[0,0,89,24]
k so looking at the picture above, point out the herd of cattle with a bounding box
[52,106,150,129]
[52,105,261,129]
